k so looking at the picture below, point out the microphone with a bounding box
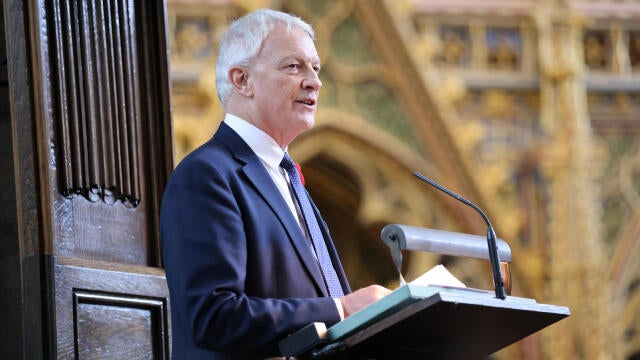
[413,172,507,299]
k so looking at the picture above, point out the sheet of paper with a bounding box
[410,264,466,288]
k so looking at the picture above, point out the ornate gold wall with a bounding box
[166,0,640,359]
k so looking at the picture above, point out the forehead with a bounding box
[258,24,319,63]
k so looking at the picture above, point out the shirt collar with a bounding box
[224,113,285,170]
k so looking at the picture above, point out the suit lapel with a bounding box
[215,123,328,296]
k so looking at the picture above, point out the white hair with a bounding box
[215,9,315,109]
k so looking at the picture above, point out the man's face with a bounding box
[247,24,322,147]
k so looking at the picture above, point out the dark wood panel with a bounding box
[52,0,142,207]
[2,0,173,357]
[55,196,150,264]
[134,0,175,266]
[55,257,171,359]
[2,1,51,358]
[36,0,174,266]
[75,292,164,359]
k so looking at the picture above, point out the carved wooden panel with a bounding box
[75,292,164,358]
[34,0,174,266]
[55,257,171,359]
[52,0,142,207]
[3,0,172,357]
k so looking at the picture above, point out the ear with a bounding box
[228,66,254,97]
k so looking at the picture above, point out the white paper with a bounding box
[410,264,466,288]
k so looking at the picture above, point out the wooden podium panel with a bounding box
[281,286,570,359]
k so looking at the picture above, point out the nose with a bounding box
[302,69,322,91]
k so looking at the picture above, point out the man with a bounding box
[160,9,390,359]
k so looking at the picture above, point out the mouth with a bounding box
[296,98,316,107]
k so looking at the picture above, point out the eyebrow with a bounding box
[279,53,321,66]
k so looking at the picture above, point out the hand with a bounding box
[339,285,392,318]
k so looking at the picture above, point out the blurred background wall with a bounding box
[164,0,640,359]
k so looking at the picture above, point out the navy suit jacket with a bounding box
[160,122,351,359]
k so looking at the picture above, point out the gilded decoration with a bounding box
[486,27,522,71]
[167,0,640,359]
[584,29,610,70]
[435,25,471,67]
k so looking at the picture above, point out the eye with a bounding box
[287,64,299,69]
[313,65,321,73]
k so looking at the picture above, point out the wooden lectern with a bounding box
[279,225,570,359]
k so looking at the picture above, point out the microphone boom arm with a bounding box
[413,172,507,299]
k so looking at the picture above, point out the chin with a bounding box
[297,116,316,131]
